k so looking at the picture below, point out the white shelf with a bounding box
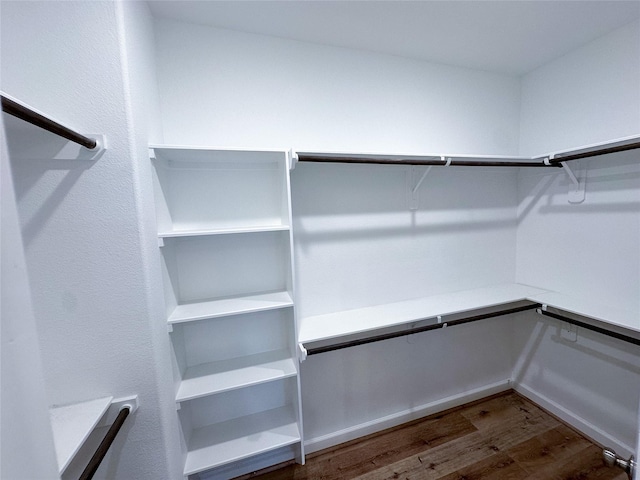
[184,406,300,476]
[529,291,640,333]
[159,224,290,238]
[168,291,293,325]
[150,144,287,164]
[298,283,549,344]
[49,396,113,474]
[176,350,297,402]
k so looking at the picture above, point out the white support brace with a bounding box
[560,161,585,204]
[409,161,437,210]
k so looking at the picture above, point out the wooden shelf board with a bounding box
[49,396,113,473]
[298,283,549,344]
[184,406,300,476]
[159,224,290,238]
[168,291,293,324]
[176,350,297,402]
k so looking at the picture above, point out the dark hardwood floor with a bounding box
[241,391,626,480]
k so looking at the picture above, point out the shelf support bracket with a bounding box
[408,162,436,210]
[561,160,585,204]
[546,155,585,204]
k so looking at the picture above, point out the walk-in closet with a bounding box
[2,2,639,479]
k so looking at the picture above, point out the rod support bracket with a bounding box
[298,343,307,362]
[97,395,138,428]
[289,149,298,170]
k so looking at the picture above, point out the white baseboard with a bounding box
[514,383,633,458]
[304,379,512,454]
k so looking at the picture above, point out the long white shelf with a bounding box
[168,291,294,325]
[176,350,297,403]
[299,283,640,346]
[530,291,640,333]
[298,283,549,344]
[49,396,113,474]
[159,224,290,238]
[184,406,300,476]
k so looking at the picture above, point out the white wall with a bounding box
[1,2,180,479]
[154,19,521,155]
[517,19,640,321]
[519,19,640,156]
[513,19,640,458]
[1,116,60,479]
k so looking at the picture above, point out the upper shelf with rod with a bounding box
[291,134,640,205]
[1,92,106,161]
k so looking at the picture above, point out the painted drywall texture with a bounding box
[1,2,178,479]
[154,18,522,155]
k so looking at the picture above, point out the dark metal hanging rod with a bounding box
[305,302,542,356]
[536,308,640,347]
[1,94,97,150]
[542,141,640,165]
[297,153,556,168]
[297,139,640,168]
[78,406,131,480]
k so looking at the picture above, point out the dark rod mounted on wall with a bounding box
[297,154,557,168]
[306,302,542,356]
[78,406,131,480]
[297,139,640,168]
[536,309,640,347]
[543,141,640,165]
[1,94,97,150]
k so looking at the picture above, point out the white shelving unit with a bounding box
[150,145,304,478]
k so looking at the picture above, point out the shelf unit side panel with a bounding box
[151,157,174,234]
[179,309,294,367]
[160,240,179,320]
[170,323,188,392]
[172,232,290,303]
[282,159,305,463]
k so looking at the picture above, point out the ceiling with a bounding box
[147,1,640,76]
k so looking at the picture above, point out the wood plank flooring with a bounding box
[240,391,626,480]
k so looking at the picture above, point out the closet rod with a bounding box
[537,309,640,347]
[543,140,640,165]
[297,139,640,168]
[1,94,97,150]
[306,302,542,356]
[296,154,555,168]
[78,406,130,480]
